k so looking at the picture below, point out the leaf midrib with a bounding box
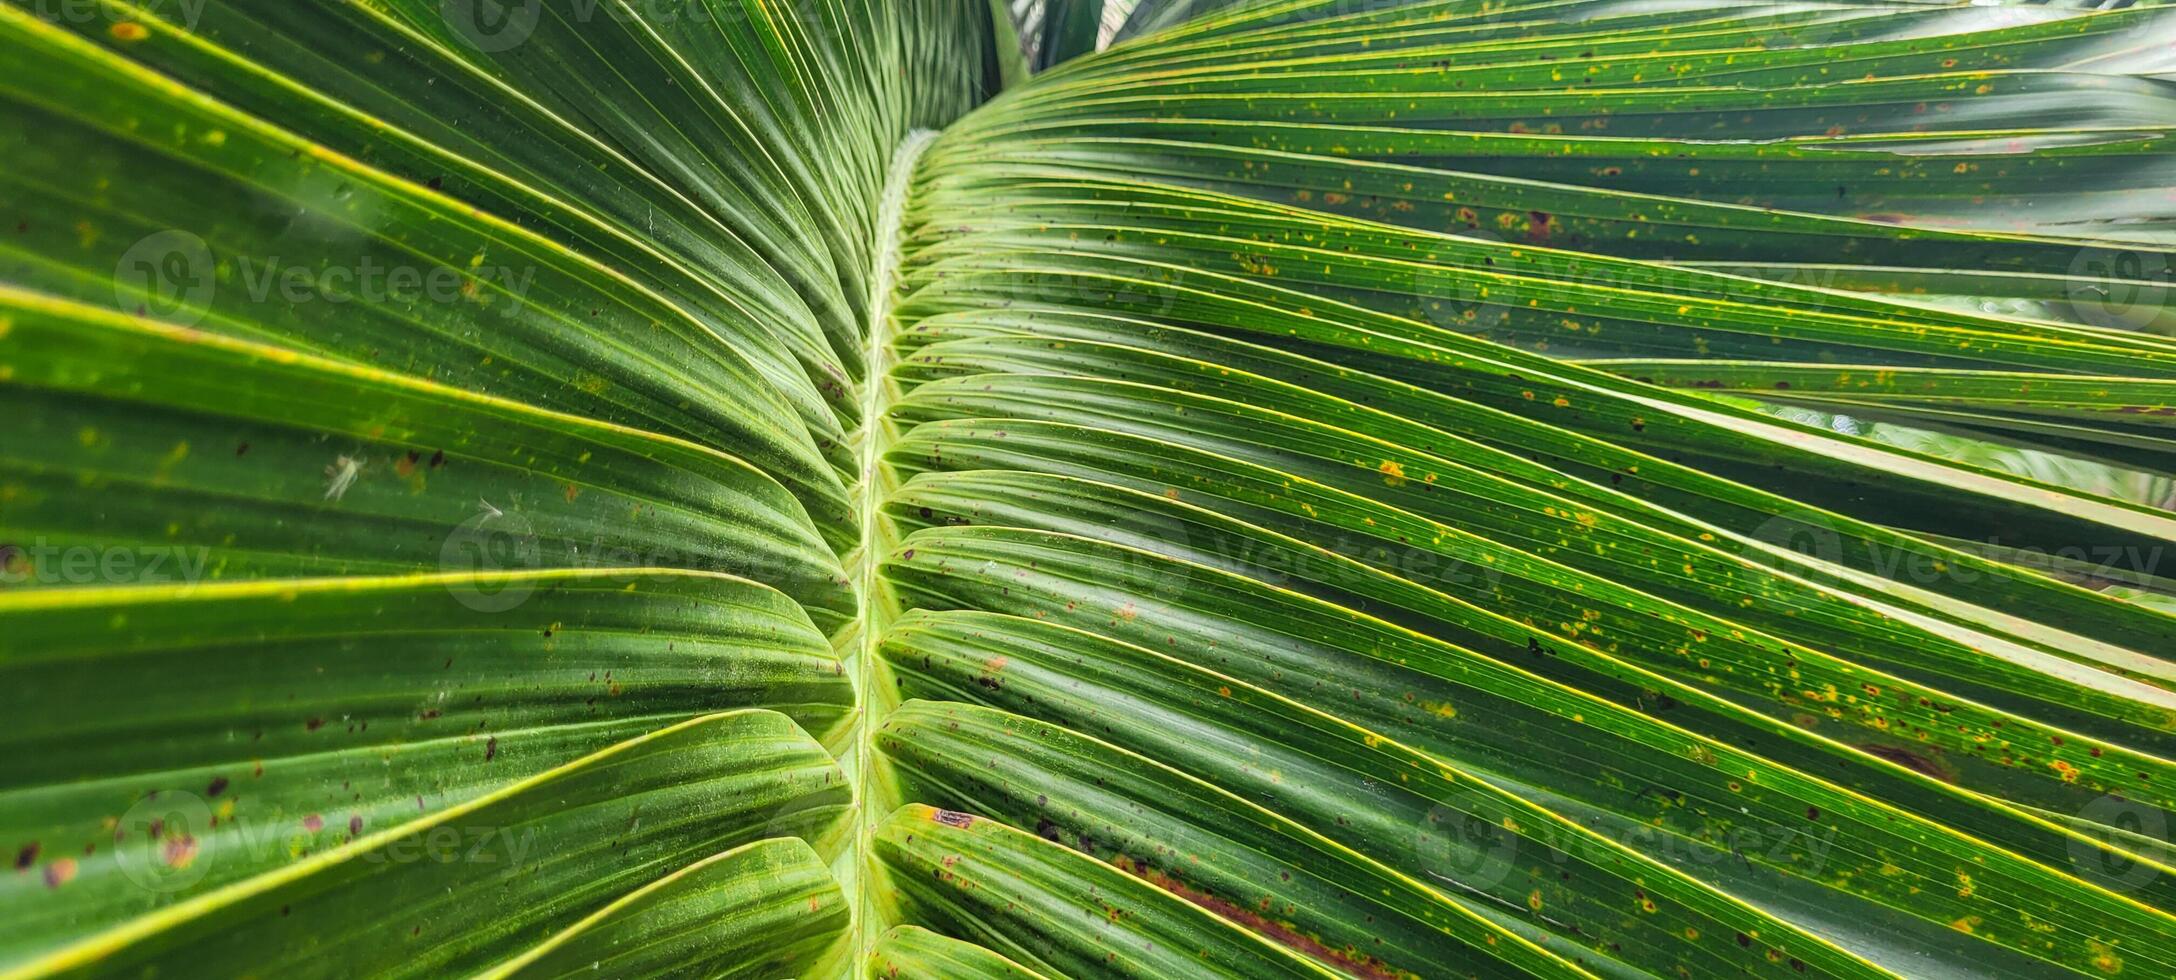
[842,127,940,966]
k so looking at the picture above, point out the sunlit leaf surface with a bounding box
[4,0,2174,976]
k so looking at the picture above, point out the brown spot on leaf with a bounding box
[1525,210,1554,244]
[1126,861,1401,980]
[163,835,197,869]
[1857,743,1954,783]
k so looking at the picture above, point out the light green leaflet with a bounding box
[3,0,2174,977]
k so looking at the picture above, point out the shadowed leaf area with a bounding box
[3,0,2175,976]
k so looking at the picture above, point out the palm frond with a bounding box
[4,0,2173,976]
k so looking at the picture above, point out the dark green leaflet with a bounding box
[6,0,2176,976]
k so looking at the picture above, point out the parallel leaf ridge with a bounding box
[2,1,2175,978]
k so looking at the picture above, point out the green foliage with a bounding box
[3,0,2175,976]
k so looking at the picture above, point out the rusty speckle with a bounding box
[1857,743,1954,783]
[163,835,198,870]
[1126,860,1401,980]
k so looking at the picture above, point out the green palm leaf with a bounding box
[4,0,2174,976]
